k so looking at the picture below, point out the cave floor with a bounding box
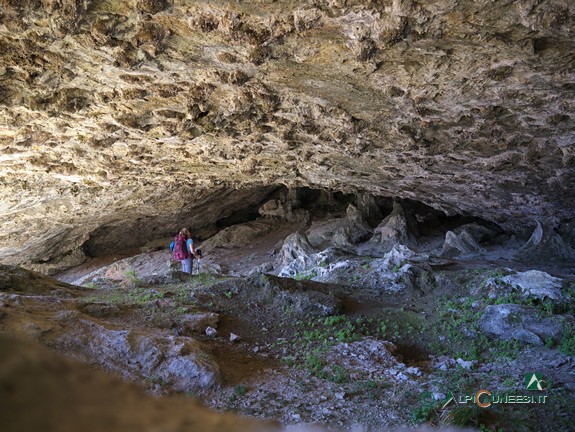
[43,215,575,431]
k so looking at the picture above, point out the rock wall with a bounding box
[0,0,574,271]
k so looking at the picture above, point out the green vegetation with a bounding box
[430,285,574,362]
[80,276,231,328]
[409,372,495,429]
[125,268,143,287]
[85,286,165,305]
[234,385,247,396]
[293,270,318,281]
[192,272,220,286]
[558,323,575,356]
[229,385,248,403]
[279,313,422,384]
[410,392,442,425]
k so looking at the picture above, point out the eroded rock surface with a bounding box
[480,303,563,346]
[0,0,574,273]
[0,264,221,393]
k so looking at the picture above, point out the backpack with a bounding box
[172,234,189,261]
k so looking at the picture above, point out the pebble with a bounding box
[396,373,409,381]
[205,326,217,337]
[433,392,446,401]
[229,333,240,342]
[456,358,474,369]
[405,366,421,376]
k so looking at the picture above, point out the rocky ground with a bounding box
[2,203,575,431]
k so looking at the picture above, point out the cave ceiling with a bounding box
[0,0,574,271]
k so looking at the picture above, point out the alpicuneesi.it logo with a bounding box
[524,372,546,391]
[442,372,548,409]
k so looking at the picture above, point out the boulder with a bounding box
[498,270,564,301]
[72,250,175,287]
[0,264,84,297]
[515,221,575,264]
[313,245,427,293]
[306,218,345,248]
[369,201,417,252]
[249,273,342,317]
[305,204,372,249]
[277,232,317,277]
[380,244,422,270]
[333,204,373,247]
[439,223,497,258]
[54,316,221,392]
[479,304,563,346]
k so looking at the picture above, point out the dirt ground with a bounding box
[50,217,575,432]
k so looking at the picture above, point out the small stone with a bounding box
[433,392,446,401]
[396,372,409,381]
[205,326,217,337]
[229,333,240,342]
[456,358,473,369]
[405,366,422,376]
[253,346,259,353]
[335,392,345,400]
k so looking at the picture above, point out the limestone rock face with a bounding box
[0,0,574,271]
[480,303,563,346]
[0,264,221,393]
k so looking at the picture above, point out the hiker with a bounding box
[173,228,192,273]
[186,231,202,273]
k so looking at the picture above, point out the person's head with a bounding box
[180,228,191,238]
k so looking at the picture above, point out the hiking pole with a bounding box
[196,249,202,275]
